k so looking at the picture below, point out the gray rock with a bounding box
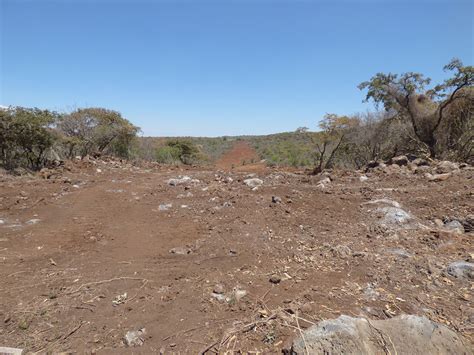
[269,275,281,284]
[444,220,464,234]
[167,176,196,186]
[243,178,263,188]
[436,161,460,174]
[390,155,409,166]
[387,248,412,258]
[124,328,146,347]
[446,261,474,280]
[159,203,172,211]
[291,314,468,354]
[272,196,282,203]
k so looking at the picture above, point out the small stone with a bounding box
[426,173,451,182]
[159,203,172,211]
[213,284,225,294]
[390,155,408,166]
[124,328,146,347]
[269,275,281,284]
[244,178,263,188]
[169,247,191,255]
[272,196,282,203]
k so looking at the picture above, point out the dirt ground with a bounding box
[0,149,473,353]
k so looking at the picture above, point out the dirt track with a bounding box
[0,157,473,353]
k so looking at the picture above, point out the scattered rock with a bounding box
[213,284,225,294]
[167,176,196,186]
[244,178,263,188]
[412,158,429,166]
[446,261,474,280]
[444,220,464,234]
[159,203,172,211]
[390,155,408,166]
[272,196,282,204]
[124,328,146,347]
[426,172,452,182]
[290,314,469,354]
[435,161,459,174]
[112,292,128,306]
[169,247,191,255]
[269,275,281,284]
[387,248,412,258]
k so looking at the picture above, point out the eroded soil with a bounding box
[0,157,472,353]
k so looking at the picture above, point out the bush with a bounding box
[0,107,58,170]
[57,107,139,158]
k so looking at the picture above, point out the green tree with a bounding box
[313,114,359,174]
[57,108,139,158]
[358,58,473,157]
[0,106,58,170]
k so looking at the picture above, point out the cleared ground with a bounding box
[0,151,472,353]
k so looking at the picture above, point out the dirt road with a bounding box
[0,159,472,353]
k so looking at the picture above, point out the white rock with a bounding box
[244,178,263,188]
[124,328,146,347]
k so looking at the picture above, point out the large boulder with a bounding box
[290,315,469,354]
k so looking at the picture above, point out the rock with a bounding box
[425,172,451,182]
[211,292,226,302]
[359,175,368,182]
[233,289,247,301]
[444,220,464,234]
[167,176,192,186]
[435,160,460,174]
[213,284,225,294]
[365,199,417,229]
[366,160,380,169]
[390,155,409,166]
[387,248,412,258]
[269,275,281,284]
[159,203,172,211]
[460,215,474,233]
[446,261,474,280]
[0,347,23,355]
[272,196,282,203]
[290,315,469,354]
[26,219,40,225]
[169,247,191,255]
[412,158,429,166]
[124,328,146,347]
[433,218,444,228]
[243,178,263,188]
[331,245,352,258]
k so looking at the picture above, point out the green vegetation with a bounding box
[1,59,471,173]
[0,106,139,171]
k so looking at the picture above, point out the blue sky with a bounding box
[1,0,473,136]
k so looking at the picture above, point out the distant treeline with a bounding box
[1,59,472,172]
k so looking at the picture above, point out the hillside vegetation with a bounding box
[1,59,472,172]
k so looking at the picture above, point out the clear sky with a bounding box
[1,0,473,136]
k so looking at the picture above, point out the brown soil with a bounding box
[0,159,472,353]
[215,141,264,171]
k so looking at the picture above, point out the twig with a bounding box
[65,276,147,295]
[295,311,309,355]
